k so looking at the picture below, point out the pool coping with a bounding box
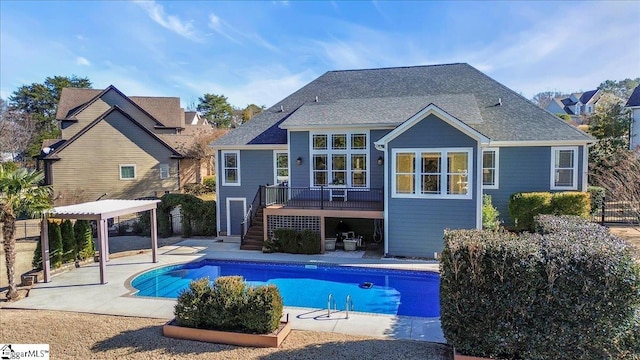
[4,238,446,344]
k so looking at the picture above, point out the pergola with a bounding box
[41,199,160,284]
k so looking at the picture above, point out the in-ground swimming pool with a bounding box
[131,260,439,317]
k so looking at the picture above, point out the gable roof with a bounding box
[56,86,184,128]
[212,63,593,147]
[626,85,640,107]
[44,105,183,160]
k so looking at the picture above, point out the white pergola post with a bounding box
[41,215,51,283]
[151,208,158,263]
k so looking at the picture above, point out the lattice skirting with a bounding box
[267,215,321,239]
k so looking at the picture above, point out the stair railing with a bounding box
[240,185,266,246]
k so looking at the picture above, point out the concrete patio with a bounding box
[4,237,445,344]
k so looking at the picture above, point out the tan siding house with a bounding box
[42,85,219,205]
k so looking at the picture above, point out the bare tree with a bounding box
[591,148,640,227]
[0,106,36,163]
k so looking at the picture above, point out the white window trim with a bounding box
[119,164,136,180]
[391,147,473,199]
[221,150,241,186]
[550,146,578,190]
[308,130,370,188]
[273,150,289,185]
[159,163,170,179]
[482,148,499,189]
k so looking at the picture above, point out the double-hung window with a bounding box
[222,150,240,186]
[551,146,578,190]
[119,164,136,180]
[310,131,368,187]
[482,148,499,189]
[392,148,472,199]
[159,163,170,179]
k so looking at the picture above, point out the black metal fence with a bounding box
[591,198,639,225]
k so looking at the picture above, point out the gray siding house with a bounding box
[211,64,594,258]
[626,85,640,150]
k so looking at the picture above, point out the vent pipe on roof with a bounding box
[315,96,319,102]
[497,98,502,106]
[280,105,284,112]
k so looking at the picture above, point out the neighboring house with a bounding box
[546,90,602,122]
[39,85,216,204]
[211,63,594,258]
[626,85,640,150]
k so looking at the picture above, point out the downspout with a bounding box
[374,142,389,257]
[177,159,181,192]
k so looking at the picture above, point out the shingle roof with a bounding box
[281,94,482,128]
[579,90,599,104]
[626,85,640,107]
[56,87,184,128]
[212,63,592,146]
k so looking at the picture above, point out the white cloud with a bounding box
[76,56,90,66]
[207,12,279,52]
[135,0,199,41]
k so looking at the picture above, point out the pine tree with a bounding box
[61,219,75,263]
[48,221,63,268]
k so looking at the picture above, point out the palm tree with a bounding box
[0,165,52,299]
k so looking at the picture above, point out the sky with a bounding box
[1,1,639,109]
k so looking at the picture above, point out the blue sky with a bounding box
[1,1,639,109]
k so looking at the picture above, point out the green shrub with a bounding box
[482,194,500,231]
[174,276,283,334]
[157,194,216,237]
[48,221,63,268]
[534,214,602,235]
[299,229,321,254]
[73,220,94,260]
[549,191,590,218]
[588,186,606,215]
[60,219,76,263]
[508,192,552,231]
[32,237,42,270]
[273,228,299,253]
[241,285,284,334]
[203,176,216,192]
[440,219,640,359]
[184,183,208,195]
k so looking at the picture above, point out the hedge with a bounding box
[61,219,76,263]
[138,193,216,237]
[268,228,321,254]
[174,276,283,334]
[509,191,591,231]
[440,217,640,359]
[74,220,94,260]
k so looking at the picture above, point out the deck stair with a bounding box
[240,206,265,250]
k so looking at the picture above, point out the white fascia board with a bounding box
[280,123,397,131]
[374,104,490,147]
[210,144,288,150]
[488,140,595,147]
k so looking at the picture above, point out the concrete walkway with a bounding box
[5,238,445,344]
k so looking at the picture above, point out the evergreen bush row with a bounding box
[266,228,321,254]
[174,276,283,334]
[32,219,94,270]
[440,215,640,359]
[508,191,591,231]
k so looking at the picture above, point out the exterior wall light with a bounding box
[296,157,303,166]
[377,156,383,166]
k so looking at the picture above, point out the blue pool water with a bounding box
[131,260,440,317]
